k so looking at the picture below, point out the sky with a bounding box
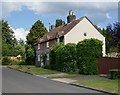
[1,0,119,41]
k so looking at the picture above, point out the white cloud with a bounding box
[1,2,118,17]
[1,2,118,25]
[1,2,23,18]
[10,27,29,41]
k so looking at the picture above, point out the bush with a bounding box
[2,57,11,65]
[18,60,26,65]
[2,57,26,65]
[25,45,36,65]
[49,44,60,70]
[76,38,102,75]
[110,69,120,79]
[50,43,77,73]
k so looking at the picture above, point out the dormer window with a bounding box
[38,44,40,50]
[46,42,49,48]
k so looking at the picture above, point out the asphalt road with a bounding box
[2,67,109,94]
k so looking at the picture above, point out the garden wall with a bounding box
[97,57,120,75]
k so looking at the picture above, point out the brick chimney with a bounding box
[67,10,76,23]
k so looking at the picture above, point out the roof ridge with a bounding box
[35,16,87,44]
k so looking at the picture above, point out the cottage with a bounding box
[34,10,106,66]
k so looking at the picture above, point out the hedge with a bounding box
[50,43,77,73]
[49,38,103,74]
[76,38,102,75]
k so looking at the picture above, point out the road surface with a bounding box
[2,67,109,94]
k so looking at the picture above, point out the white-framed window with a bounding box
[47,53,49,60]
[38,44,40,50]
[57,38,60,44]
[38,55,40,61]
[46,42,49,48]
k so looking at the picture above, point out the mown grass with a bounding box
[8,65,60,74]
[48,74,80,79]
[74,78,119,93]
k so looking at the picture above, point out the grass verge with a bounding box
[73,78,119,93]
[48,74,80,79]
[8,65,60,74]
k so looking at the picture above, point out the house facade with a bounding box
[34,10,106,67]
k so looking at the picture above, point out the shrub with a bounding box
[18,60,26,65]
[49,44,60,70]
[2,57,11,65]
[76,38,103,75]
[25,45,36,65]
[50,43,77,73]
[110,69,120,79]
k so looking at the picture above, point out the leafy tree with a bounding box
[27,20,48,45]
[111,22,120,52]
[95,24,120,53]
[25,45,36,65]
[26,20,47,65]
[105,22,120,53]
[14,39,25,57]
[55,19,65,27]
[2,20,17,56]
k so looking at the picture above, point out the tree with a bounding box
[25,45,35,65]
[112,22,120,52]
[26,20,48,45]
[26,20,48,65]
[2,20,17,56]
[14,39,25,57]
[55,19,65,27]
[106,22,120,53]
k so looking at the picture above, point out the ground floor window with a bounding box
[47,53,49,60]
[38,55,40,61]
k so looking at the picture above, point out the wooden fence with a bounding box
[97,57,120,75]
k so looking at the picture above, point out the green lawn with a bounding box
[74,78,119,93]
[8,65,60,74]
[48,74,80,79]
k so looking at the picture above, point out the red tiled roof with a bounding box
[37,16,85,44]
[33,16,104,46]
[33,16,86,45]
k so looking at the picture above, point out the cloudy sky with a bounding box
[1,0,119,41]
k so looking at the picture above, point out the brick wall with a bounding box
[34,39,57,66]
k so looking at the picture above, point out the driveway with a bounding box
[2,67,110,94]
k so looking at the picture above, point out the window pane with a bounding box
[38,55,40,61]
[57,38,60,44]
[47,54,49,60]
[38,44,40,49]
[46,42,49,48]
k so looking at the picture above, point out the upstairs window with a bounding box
[46,42,49,48]
[38,44,40,50]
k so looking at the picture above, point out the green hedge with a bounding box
[49,45,60,70]
[110,69,120,79]
[2,57,26,65]
[50,43,77,73]
[76,38,102,75]
[50,38,102,74]
[2,57,11,65]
